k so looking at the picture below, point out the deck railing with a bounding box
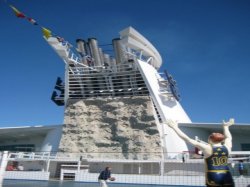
[1,151,250,186]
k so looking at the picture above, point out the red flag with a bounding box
[27,17,38,25]
[9,5,25,18]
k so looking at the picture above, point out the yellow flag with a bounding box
[42,27,52,39]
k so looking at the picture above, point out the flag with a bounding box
[9,5,25,18]
[27,17,38,25]
[42,27,52,39]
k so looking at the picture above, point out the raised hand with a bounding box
[222,118,235,127]
[166,119,178,128]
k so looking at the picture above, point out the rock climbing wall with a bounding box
[58,96,162,159]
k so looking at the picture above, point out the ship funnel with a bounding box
[84,42,92,57]
[110,58,117,71]
[110,58,116,66]
[99,48,105,66]
[76,39,86,57]
[103,53,111,67]
[88,38,102,66]
[112,38,124,64]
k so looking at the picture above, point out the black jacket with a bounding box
[98,169,111,180]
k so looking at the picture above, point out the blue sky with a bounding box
[0,0,250,126]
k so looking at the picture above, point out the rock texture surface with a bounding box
[58,96,162,159]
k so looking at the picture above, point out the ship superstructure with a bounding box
[47,26,192,157]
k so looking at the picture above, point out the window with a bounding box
[241,144,250,151]
[0,144,35,152]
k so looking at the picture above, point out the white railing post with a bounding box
[0,151,9,186]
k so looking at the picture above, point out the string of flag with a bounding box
[8,3,74,46]
[9,4,53,39]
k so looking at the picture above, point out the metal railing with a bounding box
[2,151,250,186]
